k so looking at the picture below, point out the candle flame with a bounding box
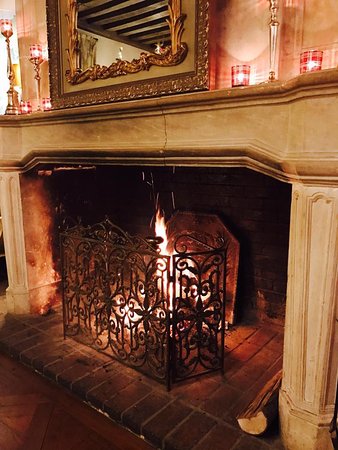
[237,72,245,83]
[307,60,319,71]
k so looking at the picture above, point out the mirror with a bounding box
[46,0,209,108]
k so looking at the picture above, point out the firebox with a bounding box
[60,211,239,388]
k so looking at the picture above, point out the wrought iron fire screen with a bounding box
[60,218,227,388]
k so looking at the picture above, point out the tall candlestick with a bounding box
[0,19,19,115]
[268,0,279,82]
[29,44,44,111]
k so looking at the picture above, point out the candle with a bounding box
[0,19,13,37]
[231,65,250,87]
[20,100,32,114]
[42,98,52,111]
[300,50,323,74]
[29,44,43,60]
[155,42,164,55]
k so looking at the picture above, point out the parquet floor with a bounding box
[0,352,154,450]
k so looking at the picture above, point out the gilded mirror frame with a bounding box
[46,0,209,109]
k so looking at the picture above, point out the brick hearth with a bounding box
[0,301,284,450]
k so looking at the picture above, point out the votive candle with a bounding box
[231,65,251,87]
[300,50,323,74]
[20,100,32,114]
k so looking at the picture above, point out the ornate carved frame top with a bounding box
[46,0,209,109]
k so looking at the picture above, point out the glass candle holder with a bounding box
[20,100,32,114]
[231,65,250,87]
[300,50,323,74]
[42,98,52,111]
[0,18,13,37]
[29,44,43,60]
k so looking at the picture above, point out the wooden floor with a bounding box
[0,353,155,450]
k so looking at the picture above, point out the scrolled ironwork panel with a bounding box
[172,250,226,381]
[106,249,171,381]
[61,233,107,343]
[60,220,171,384]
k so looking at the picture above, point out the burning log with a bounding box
[237,369,282,436]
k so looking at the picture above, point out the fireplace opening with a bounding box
[21,165,291,326]
[18,165,292,366]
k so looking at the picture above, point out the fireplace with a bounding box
[19,165,291,329]
[1,100,336,449]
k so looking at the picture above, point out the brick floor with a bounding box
[193,423,241,450]
[164,411,216,450]
[0,307,285,450]
[122,391,171,434]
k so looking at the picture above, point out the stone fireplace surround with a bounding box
[0,71,337,449]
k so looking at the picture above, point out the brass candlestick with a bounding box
[0,19,19,115]
[29,45,44,111]
[268,0,279,82]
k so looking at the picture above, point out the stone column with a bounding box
[280,184,338,450]
[0,172,30,315]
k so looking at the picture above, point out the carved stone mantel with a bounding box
[0,69,337,187]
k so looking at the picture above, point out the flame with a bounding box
[154,207,175,310]
[155,208,170,256]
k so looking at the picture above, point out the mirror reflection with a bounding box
[77,0,171,69]
[66,0,187,84]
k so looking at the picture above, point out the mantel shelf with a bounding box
[0,69,337,187]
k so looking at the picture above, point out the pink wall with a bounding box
[210,0,338,89]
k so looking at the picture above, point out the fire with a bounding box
[154,208,175,309]
[155,208,170,256]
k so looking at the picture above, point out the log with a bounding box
[236,369,282,436]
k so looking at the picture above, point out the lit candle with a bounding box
[42,98,52,111]
[231,65,250,87]
[20,100,32,114]
[0,19,13,37]
[29,44,43,60]
[155,42,164,55]
[300,50,323,74]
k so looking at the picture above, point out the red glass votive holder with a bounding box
[29,44,43,60]
[42,98,52,111]
[20,100,32,114]
[0,19,13,37]
[300,50,323,74]
[231,65,250,87]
